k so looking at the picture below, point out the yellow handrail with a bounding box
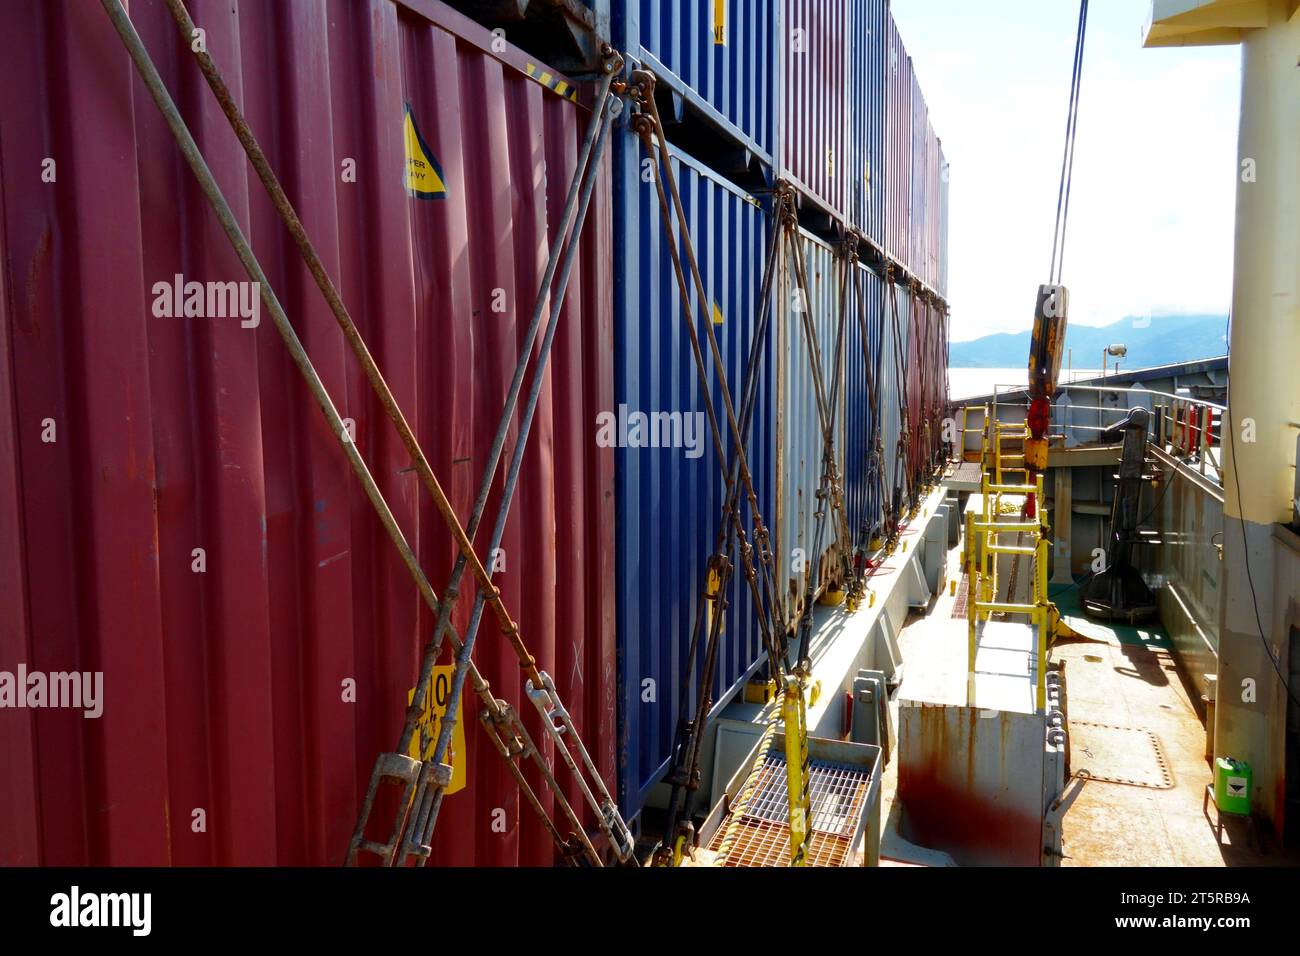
[966,469,1050,711]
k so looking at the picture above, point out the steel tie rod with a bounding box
[631,101,788,862]
[158,0,613,868]
[100,0,602,867]
[410,90,634,866]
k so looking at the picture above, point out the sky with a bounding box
[890,0,1241,342]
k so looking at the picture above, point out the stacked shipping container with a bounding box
[775,232,846,627]
[612,142,776,814]
[781,0,849,219]
[0,0,615,866]
[617,1,777,163]
[0,0,952,858]
[612,0,950,820]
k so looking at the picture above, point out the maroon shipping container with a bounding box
[781,0,848,220]
[0,0,614,866]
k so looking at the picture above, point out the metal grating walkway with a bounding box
[710,749,870,867]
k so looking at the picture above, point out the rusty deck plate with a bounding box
[1070,720,1173,789]
[951,572,970,618]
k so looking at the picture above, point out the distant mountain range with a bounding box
[949,314,1228,369]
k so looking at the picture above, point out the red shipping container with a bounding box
[782,0,848,220]
[0,0,614,866]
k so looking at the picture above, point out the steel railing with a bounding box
[958,384,1226,486]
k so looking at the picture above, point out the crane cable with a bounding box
[1048,0,1089,286]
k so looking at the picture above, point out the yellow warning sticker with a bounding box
[403,104,447,200]
[712,301,724,326]
[713,0,726,45]
[706,566,726,636]
[406,666,467,794]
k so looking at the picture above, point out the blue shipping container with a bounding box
[617,0,776,165]
[844,260,885,550]
[848,0,888,246]
[877,275,912,519]
[613,132,777,817]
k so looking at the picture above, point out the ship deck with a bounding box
[879,542,1288,867]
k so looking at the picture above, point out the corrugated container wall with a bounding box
[776,232,846,625]
[844,263,885,550]
[847,0,888,247]
[617,1,776,161]
[781,0,848,220]
[612,139,776,817]
[877,279,912,517]
[939,150,950,297]
[883,14,912,268]
[908,75,929,283]
[0,0,615,866]
[925,122,941,289]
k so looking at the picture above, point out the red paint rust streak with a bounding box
[897,708,1042,866]
[0,0,613,866]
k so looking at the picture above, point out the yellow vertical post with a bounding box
[782,676,810,867]
[965,510,977,707]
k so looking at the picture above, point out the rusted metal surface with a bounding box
[897,703,1047,866]
[0,0,613,866]
[1070,720,1174,789]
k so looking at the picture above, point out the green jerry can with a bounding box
[1214,757,1251,815]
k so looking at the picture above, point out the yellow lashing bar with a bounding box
[782,674,811,867]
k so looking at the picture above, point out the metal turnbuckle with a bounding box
[347,752,423,866]
[525,671,636,863]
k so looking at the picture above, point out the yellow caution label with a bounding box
[404,104,447,200]
[525,62,579,101]
[706,566,725,636]
[406,666,466,794]
[712,301,724,326]
[713,0,726,45]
